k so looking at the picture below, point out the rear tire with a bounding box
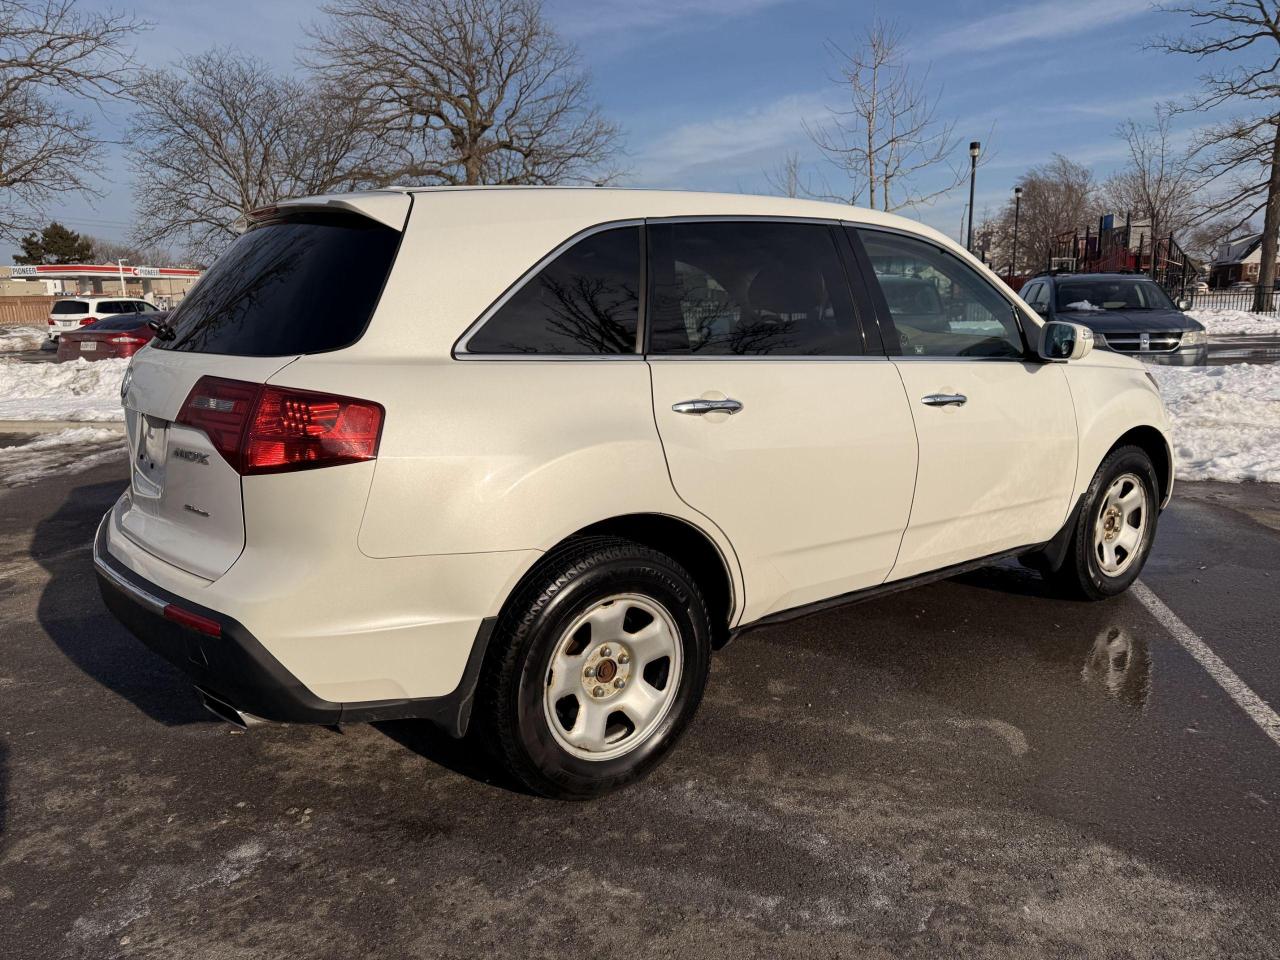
[476,536,712,800]
[1051,445,1160,601]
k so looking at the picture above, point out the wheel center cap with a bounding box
[596,659,617,683]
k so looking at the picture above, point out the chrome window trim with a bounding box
[453,218,645,359]
[849,222,1036,358]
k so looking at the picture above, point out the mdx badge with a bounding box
[173,447,210,465]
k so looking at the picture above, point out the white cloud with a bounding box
[554,0,788,37]
[916,0,1152,59]
[629,90,827,187]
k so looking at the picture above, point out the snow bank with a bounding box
[1152,363,1280,483]
[0,356,127,422]
[1186,309,1280,337]
[0,325,48,352]
[0,427,125,486]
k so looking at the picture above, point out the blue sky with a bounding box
[22,0,1227,260]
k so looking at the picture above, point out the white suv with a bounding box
[95,188,1172,798]
[48,296,160,340]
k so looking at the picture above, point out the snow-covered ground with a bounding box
[1151,363,1280,483]
[0,351,1276,486]
[0,427,125,487]
[0,325,48,352]
[1186,309,1280,337]
[0,356,127,422]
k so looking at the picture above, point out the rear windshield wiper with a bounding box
[148,318,176,341]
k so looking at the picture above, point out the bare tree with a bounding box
[0,0,144,241]
[804,19,965,211]
[764,151,814,199]
[977,155,1098,276]
[85,234,173,266]
[1101,107,1199,244]
[304,0,621,187]
[1154,1,1280,310]
[126,49,389,262]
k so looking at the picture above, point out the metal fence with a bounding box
[1185,286,1279,316]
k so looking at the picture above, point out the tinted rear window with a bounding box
[156,212,400,356]
[52,300,89,315]
[88,315,150,331]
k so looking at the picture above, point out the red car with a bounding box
[56,312,164,361]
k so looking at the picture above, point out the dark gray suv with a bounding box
[1019,273,1208,366]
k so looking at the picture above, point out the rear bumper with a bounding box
[93,515,496,734]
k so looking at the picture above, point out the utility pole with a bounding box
[1010,186,1022,278]
[966,141,981,251]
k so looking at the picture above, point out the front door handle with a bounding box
[921,393,967,407]
[672,398,744,416]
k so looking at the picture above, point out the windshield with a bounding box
[1055,279,1175,312]
[155,212,400,356]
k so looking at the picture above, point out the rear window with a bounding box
[88,315,150,331]
[155,212,400,356]
[52,300,89,315]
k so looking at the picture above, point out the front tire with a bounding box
[476,536,712,800]
[1051,445,1160,600]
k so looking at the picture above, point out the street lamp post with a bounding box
[117,258,129,296]
[966,141,981,251]
[1010,185,1023,279]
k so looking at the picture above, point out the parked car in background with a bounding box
[96,188,1173,799]
[56,311,161,361]
[47,296,161,341]
[1019,273,1208,366]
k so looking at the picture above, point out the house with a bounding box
[1209,233,1280,287]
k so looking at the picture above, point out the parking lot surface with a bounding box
[3,460,1279,958]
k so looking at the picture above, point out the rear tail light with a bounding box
[79,317,97,325]
[176,376,383,475]
[47,318,55,325]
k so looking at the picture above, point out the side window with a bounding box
[138,302,157,312]
[857,230,1025,359]
[98,301,121,314]
[465,226,640,355]
[648,221,863,356]
[1021,282,1042,306]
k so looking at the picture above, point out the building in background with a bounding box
[0,262,202,308]
[1208,234,1280,288]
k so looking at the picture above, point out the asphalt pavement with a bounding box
[2,460,1279,959]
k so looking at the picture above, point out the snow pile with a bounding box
[0,427,125,486]
[0,325,48,352]
[1152,364,1280,483]
[0,356,126,422]
[1185,309,1280,337]
[1064,300,1104,312]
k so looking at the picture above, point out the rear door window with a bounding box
[97,301,123,314]
[464,226,641,355]
[156,212,401,356]
[52,300,89,315]
[647,221,864,356]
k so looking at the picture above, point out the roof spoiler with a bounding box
[241,192,412,232]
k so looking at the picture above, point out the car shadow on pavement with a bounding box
[32,477,212,727]
[374,720,533,796]
[0,740,8,841]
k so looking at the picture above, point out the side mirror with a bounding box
[1039,320,1093,361]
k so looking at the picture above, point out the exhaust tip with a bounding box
[198,688,263,729]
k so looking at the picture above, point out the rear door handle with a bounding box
[921,393,967,407]
[672,398,743,415]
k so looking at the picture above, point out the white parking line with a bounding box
[1133,580,1280,748]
